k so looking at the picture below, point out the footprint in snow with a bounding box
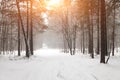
[57,72,65,80]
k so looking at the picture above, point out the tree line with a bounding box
[0,0,47,57]
[0,0,120,64]
[47,0,120,64]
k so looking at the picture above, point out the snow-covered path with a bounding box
[0,49,120,80]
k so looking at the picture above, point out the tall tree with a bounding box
[112,0,116,56]
[30,0,34,55]
[97,0,100,55]
[16,0,30,58]
[17,9,21,56]
[100,0,107,63]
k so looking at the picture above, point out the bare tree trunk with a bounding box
[80,18,85,54]
[26,0,29,56]
[17,9,21,56]
[87,2,94,58]
[16,0,30,58]
[112,0,116,56]
[100,0,107,63]
[97,0,100,55]
[73,25,77,55]
[30,0,34,55]
[90,1,94,58]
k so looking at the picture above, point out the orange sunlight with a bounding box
[47,0,61,6]
[45,0,62,10]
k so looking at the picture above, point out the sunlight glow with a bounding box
[45,0,62,10]
[47,0,61,6]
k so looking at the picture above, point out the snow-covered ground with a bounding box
[0,49,120,80]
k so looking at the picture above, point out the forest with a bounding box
[0,0,120,80]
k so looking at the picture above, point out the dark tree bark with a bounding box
[112,0,116,56]
[100,0,107,63]
[16,0,30,58]
[17,11,21,56]
[26,0,29,56]
[82,20,85,54]
[97,0,100,55]
[30,0,34,55]
[90,1,94,58]
[86,1,94,58]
